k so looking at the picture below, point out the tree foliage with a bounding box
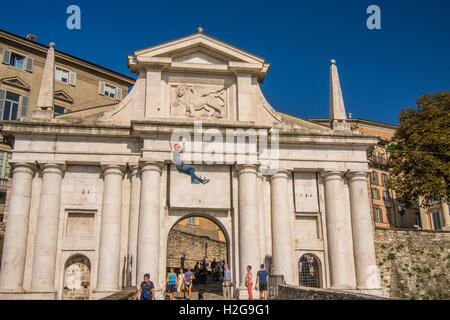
[388,91,450,208]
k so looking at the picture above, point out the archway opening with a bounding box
[166,215,229,298]
[63,254,91,300]
[298,254,321,288]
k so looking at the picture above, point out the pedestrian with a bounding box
[223,264,231,299]
[178,268,186,299]
[211,259,217,280]
[214,261,221,281]
[166,267,177,300]
[184,266,195,300]
[199,264,207,291]
[255,264,269,300]
[245,265,253,300]
[181,253,185,271]
[170,139,209,184]
[134,273,155,300]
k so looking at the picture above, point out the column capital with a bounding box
[39,162,66,175]
[9,161,37,176]
[236,163,259,176]
[346,171,369,182]
[128,163,140,175]
[101,163,126,176]
[139,160,164,173]
[320,170,345,181]
[269,168,292,181]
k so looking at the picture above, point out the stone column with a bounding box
[96,164,125,293]
[257,172,267,265]
[418,196,430,230]
[270,169,295,285]
[136,161,163,291]
[0,162,36,291]
[30,162,66,293]
[236,164,260,297]
[348,171,381,290]
[441,199,450,231]
[127,165,141,286]
[321,171,356,289]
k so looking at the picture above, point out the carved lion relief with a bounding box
[171,85,226,118]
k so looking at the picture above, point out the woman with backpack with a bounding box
[134,273,155,300]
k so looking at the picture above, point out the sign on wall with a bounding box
[293,172,319,213]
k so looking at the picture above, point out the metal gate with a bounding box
[268,275,285,299]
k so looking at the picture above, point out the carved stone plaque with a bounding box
[170,84,227,118]
[294,172,319,213]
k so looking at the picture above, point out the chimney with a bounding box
[348,112,352,119]
[26,34,37,41]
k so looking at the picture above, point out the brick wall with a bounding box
[374,228,450,299]
[166,226,227,270]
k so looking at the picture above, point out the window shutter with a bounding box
[2,49,11,65]
[20,95,29,119]
[0,89,6,119]
[25,57,34,72]
[69,71,77,86]
[116,87,122,101]
[98,81,105,95]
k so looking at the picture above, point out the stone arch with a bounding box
[165,212,231,272]
[62,254,91,300]
[298,253,322,288]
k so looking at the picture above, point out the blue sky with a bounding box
[1,0,449,124]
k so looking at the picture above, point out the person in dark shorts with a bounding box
[199,264,207,291]
[184,266,195,300]
[134,273,155,300]
[166,267,177,300]
[255,264,269,300]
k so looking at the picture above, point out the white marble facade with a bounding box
[0,30,382,299]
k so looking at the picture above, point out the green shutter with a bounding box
[0,89,6,119]
[2,49,11,64]
[20,95,29,119]
[25,57,34,72]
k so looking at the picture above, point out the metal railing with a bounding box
[268,275,285,299]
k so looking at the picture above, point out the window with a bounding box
[431,210,442,231]
[414,212,421,229]
[371,188,380,200]
[383,190,391,201]
[54,105,67,115]
[371,171,379,185]
[55,67,69,83]
[2,91,20,120]
[398,210,406,227]
[373,206,382,222]
[386,207,393,225]
[188,217,196,225]
[381,173,389,187]
[104,84,116,98]
[9,52,25,69]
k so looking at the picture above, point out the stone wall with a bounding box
[278,285,388,300]
[166,226,227,270]
[374,228,450,299]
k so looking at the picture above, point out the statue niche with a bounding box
[171,85,226,118]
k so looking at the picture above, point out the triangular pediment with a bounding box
[54,90,74,103]
[1,76,30,91]
[134,32,265,64]
[128,32,270,82]
[172,49,227,65]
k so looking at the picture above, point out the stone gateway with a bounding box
[0,29,383,299]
